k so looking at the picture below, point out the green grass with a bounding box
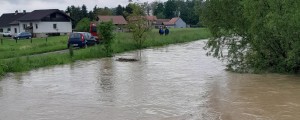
[0,36,68,59]
[0,28,211,76]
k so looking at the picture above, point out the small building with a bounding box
[163,17,186,28]
[0,9,72,38]
[153,17,187,28]
[98,16,128,32]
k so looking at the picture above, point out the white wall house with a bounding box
[18,21,72,37]
[16,9,72,38]
[169,17,186,28]
[163,17,187,28]
[0,9,72,38]
[0,27,10,32]
[0,11,27,35]
[10,25,19,36]
[174,18,187,28]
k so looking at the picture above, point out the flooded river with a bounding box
[0,40,300,120]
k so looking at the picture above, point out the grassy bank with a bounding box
[0,28,211,76]
[0,36,67,59]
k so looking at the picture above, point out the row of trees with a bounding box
[65,0,203,29]
[66,5,112,28]
[201,0,300,73]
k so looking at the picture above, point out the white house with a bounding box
[0,9,72,38]
[163,17,187,28]
[0,11,27,34]
[153,17,187,28]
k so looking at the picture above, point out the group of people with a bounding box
[159,26,169,35]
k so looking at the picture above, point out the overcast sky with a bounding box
[1,0,167,15]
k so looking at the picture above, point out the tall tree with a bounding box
[65,5,82,28]
[164,0,177,19]
[116,5,124,16]
[202,0,300,73]
[95,7,113,15]
[153,2,164,17]
[142,2,152,16]
[81,4,88,18]
[75,18,91,32]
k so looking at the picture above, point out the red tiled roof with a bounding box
[169,17,179,24]
[98,16,128,25]
[146,16,157,21]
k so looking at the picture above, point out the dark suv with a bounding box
[67,32,97,48]
[13,32,32,39]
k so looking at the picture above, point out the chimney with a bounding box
[23,10,26,14]
[15,10,18,15]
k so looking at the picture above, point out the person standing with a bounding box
[164,27,169,35]
[159,26,164,35]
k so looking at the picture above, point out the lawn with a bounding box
[0,36,68,59]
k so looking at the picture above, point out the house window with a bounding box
[0,29,3,32]
[8,28,11,31]
[14,28,17,33]
[53,24,57,29]
[30,23,33,27]
[36,24,38,29]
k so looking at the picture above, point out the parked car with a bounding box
[13,32,32,40]
[67,32,97,48]
[2,32,11,37]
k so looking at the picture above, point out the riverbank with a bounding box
[0,28,211,76]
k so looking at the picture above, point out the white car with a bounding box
[2,32,11,37]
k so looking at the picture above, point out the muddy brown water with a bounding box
[0,40,299,120]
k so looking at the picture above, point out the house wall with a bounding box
[10,25,20,36]
[174,18,187,28]
[0,27,10,32]
[34,21,72,33]
[19,21,72,37]
[19,21,35,33]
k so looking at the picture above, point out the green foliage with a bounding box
[153,2,164,16]
[116,5,124,16]
[0,36,67,59]
[164,0,177,19]
[202,0,300,73]
[127,3,151,49]
[66,5,83,28]
[81,4,88,18]
[75,18,91,32]
[94,7,113,15]
[98,21,115,57]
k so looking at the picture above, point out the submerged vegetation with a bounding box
[0,28,211,76]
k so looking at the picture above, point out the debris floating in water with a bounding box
[116,58,139,62]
